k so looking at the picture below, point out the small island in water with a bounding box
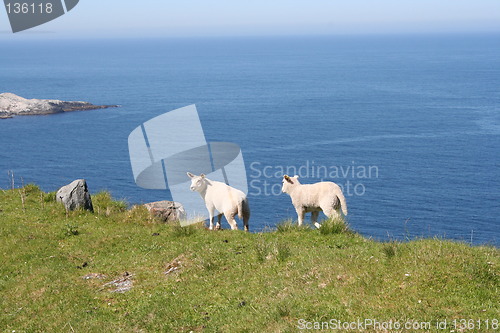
[0,93,119,119]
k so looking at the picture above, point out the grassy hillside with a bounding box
[0,185,498,332]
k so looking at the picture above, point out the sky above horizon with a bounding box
[1,0,500,38]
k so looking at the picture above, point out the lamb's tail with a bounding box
[337,190,348,216]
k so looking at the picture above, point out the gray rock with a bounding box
[56,179,94,212]
[0,92,119,119]
[144,200,186,222]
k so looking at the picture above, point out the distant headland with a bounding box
[0,93,119,119]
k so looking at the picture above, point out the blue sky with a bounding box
[1,0,500,38]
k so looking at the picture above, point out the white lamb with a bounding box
[187,172,250,231]
[281,175,348,228]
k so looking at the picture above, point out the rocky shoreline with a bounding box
[0,93,119,119]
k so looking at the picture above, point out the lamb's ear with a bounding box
[187,172,195,179]
[200,173,206,179]
[284,175,293,184]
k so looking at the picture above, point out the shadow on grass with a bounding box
[381,241,398,259]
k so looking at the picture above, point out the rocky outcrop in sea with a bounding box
[0,92,118,119]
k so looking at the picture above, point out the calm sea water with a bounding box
[0,35,498,245]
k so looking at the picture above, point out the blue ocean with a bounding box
[0,34,498,245]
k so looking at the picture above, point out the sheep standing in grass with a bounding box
[281,175,348,228]
[187,172,250,231]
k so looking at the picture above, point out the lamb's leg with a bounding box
[322,205,339,221]
[295,207,305,226]
[311,211,321,229]
[335,208,343,219]
[207,206,215,230]
[243,215,249,232]
[243,200,250,232]
[215,214,223,230]
[224,211,239,230]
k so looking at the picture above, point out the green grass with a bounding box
[0,186,498,332]
[318,217,353,235]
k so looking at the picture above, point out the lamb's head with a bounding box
[281,175,300,194]
[187,172,209,193]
